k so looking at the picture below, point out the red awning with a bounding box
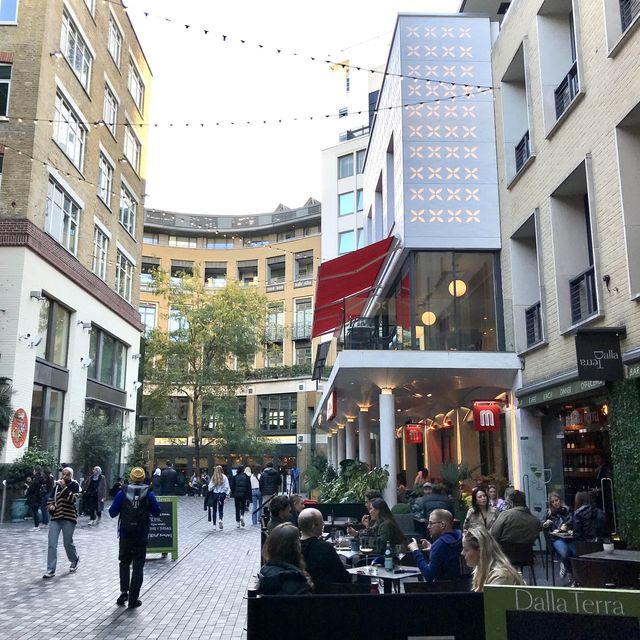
[312,236,395,338]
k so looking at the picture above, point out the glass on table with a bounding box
[359,535,374,568]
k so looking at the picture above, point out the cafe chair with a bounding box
[314,582,371,595]
[542,529,559,586]
[570,557,640,589]
[575,540,603,556]
[403,576,472,593]
[500,542,537,585]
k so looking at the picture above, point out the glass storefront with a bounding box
[28,385,64,461]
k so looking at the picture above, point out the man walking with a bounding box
[160,460,178,496]
[259,462,280,507]
[109,467,161,609]
[42,467,81,579]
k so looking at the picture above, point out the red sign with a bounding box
[11,408,28,448]
[472,402,501,432]
[327,389,337,421]
[406,424,423,444]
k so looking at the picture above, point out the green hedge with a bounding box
[608,378,640,548]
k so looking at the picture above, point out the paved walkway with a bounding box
[0,497,260,640]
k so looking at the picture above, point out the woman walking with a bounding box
[249,466,262,525]
[85,466,107,526]
[463,486,499,531]
[206,465,230,530]
[230,464,251,527]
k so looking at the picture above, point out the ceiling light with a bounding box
[448,279,467,297]
[421,311,437,326]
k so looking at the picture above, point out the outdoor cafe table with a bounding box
[582,550,640,563]
[550,530,575,541]
[348,566,422,593]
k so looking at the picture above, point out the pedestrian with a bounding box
[205,465,230,530]
[85,466,107,526]
[110,477,124,498]
[290,465,300,494]
[109,467,161,609]
[152,467,161,493]
[259,461,280,507]
[250,465,262,526]
[160,460,178,495]
[26,467,43,531]
[39,466,54,529]
[230,464,251,528]
[42,467,81,579]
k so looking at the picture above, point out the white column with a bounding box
[345,419,356,460]
[330,434,338,468]
[337,427,346,464]
[358,408,371,466]
[379,388,397,507]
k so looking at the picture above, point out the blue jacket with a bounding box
[412,529,463,582]
[109,484,161,540]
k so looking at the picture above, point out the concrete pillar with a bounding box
[358,409,371,466]
[337,427,346,464]
[379,388,397,507]
[329,434,337,468]
[345,419,356,460]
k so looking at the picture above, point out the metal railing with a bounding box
[554,62,580,119]
[264,325,284,342]
[524,301,542,348]
[621,0,640,31]
[292,321,312,340]
[569,266,598,325]
[515,130,531,172]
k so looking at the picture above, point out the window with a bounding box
[294,299,312,338]
[206,237,234,249]
[139,304,157,334]
[107,16,122,67]
[45,178,80,254]
[357,189,363,212]
[140,258,158,291]
[143,233,159,244]
[338,230,355,255]
[265,343,283,367]
[356,149,366,174]
[258,394,297,431]
[92,225,108,280]
[168,306,190,338]
[294,251,313,284]
[119,184,137,236]
[103,83,118,135]
[29,386,64,462]
[53,91,87,170]
[170,260,193,285]
[97,152,114,207]
[357,227,365,249]
[128,59,144,112]
[266,301,284,342]
[238,260,258,285]
[35,297,71,367]
[0,64,11,116]
[303,225,320,236]
[339,191,355,216]
[276,229,296,241]
[204,262,227,287]
[115,250,134,302]
[168,235,196,248]
[60,9,93,90]
[267,256,285,285]
[0,0,19,22]
[295,343,312,367]
[84,0,95,14]
[0,154,3,191]
[123,123,141,173]
[88,326,127,389]
[338,154,354,179]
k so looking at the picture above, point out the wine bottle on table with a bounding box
[384,541,393,571]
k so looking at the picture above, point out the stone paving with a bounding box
[0,496,261,640]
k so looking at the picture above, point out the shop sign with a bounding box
[327,389,337,421]
[575,331,624,381]
[518,380,605,408]
[405,424,423,444]
[627,363,640,379]
[472,402,501,432]
[11,408,28,448]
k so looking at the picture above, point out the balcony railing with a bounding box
[293,321,312,340]
[524,301,542,348]
[554,62,580,119]
[264,325,284,342]
[515,130,531,172]
[569,266,598,325]
[621,0,640,30]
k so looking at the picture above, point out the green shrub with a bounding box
[317,460,388,503]
[391,502,411,514]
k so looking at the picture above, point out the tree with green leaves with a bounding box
[143,266,271,468]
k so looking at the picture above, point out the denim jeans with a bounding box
[47,518,78,573]
[209,493,225,524]
[251,489,262,525]
[552,538,576,571]
[40,495,50,525]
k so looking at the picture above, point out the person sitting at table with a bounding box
[287,494,305,528]
[419,483,455,525]
[407,509,463,582]
[257,523,313,595]
[298,508,350,590]
[266,495,291,534]
[462,526,524,592]
[414,467,429,487]
[491,490,540,546]
[542,492,575,579]
[487,484,506,512]
[463,486,499,532]
[573,490,608,541]
[366,498,406,556]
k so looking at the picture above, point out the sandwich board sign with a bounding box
[147,496,178,560]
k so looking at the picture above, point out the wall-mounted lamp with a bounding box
[81,357,94,369]
[77,320,92,330]
[30,290,45,301]
[19,333,43,347]
[448,279,467,297]
[131,353,142,360]
[133,381,143,390]
[118,157,128,164]
[49,51,63,59]
[421,311,437,326]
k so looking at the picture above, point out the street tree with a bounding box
[143,267,270,468]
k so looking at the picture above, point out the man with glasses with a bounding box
[407,509,463,581]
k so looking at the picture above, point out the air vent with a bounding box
[497,2,510,15]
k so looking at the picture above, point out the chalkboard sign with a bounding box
[485,585,640,640]
[147,496,178,560]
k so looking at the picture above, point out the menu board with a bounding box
[147,496,178,560]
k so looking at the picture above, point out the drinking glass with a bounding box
[359,535,373,567]
[395,544,406,563]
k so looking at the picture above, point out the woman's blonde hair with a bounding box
[463,526,524,592]
[213,465,225,486]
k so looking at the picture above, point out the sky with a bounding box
[127,0,461,216]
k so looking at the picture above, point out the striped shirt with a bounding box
[47,480,80,523]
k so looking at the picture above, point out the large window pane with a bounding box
[100,333,115,383]
[339,192,355,216]
[52,303,70,366]
[338,230,355,254]
[114,341,126,389]
[36,298,51,360]
[338,154,354,179]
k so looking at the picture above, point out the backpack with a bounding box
[120,485,150,533]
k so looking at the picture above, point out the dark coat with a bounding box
[231,472,251,500]
[259,467,280,496]
[420,494,455,520]
[257,562,311,595]
[300,537,350,588]
[412,529,463,582]
[160,467,178,495]
[573,504,608,540]
[544,505,572,531]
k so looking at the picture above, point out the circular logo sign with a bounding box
[11,408,28,449]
